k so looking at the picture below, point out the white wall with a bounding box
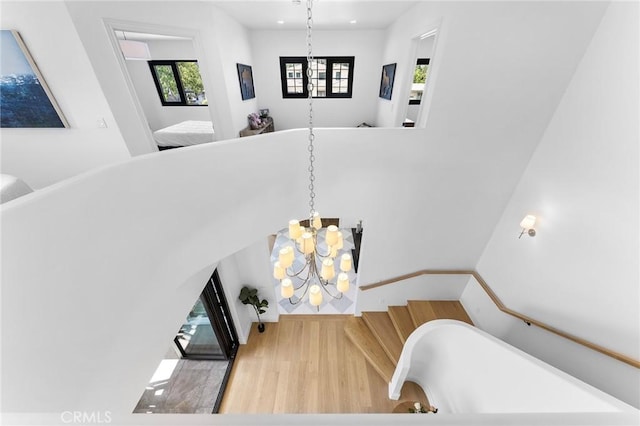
[2,126,637,426]
[376,1,608,129]
[218,236,279,344]
[465,2,639,407]
[0,1,130,189]
[249,30,384,130]
[0,125,541,419]
[355,274,469,315]
[124,39,211,132]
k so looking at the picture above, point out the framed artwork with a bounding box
[378,63,397,100]
[0,30,68,128]
[236,63,255,100]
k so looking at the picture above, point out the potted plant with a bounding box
[238,286,269,333]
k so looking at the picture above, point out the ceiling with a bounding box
[114,1,420,40]
[211,1,420,30]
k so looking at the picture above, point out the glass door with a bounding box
[174,269,238,360]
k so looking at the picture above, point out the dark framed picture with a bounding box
[378,63,397,100]
[0,30,68,128]
[236,63,255,100]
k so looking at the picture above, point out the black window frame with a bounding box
[148,59,207,107]
[279,56,355,99]
[409,58,430,105]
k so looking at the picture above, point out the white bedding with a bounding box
[152,120,215,147]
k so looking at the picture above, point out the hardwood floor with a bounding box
[219,315,427,414]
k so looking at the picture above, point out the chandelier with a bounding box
[272,0,353,309]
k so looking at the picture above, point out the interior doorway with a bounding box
[404,32,436,127]
[174,269,238,360]
[134,269,238,414]
[105,20,216,153]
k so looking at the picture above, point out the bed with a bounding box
[1,174,33,204]
[152,120,215,149]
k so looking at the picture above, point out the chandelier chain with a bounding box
[306,0,316,219]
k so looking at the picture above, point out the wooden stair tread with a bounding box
[388,306,416,344]
[344,317,395,383]
[407,300,438,327]
[430,300,474,325]
[408,300,474,327]
[362,312,403,365]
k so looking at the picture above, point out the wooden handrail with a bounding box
[360,269,640,369]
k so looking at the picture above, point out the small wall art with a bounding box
[378,63,397,101]
[0,30,68,128]
[236,63,255,100]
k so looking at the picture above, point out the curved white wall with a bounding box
[1,124,531,421]
[390,320,636,415]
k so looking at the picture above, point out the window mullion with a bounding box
[172,63,187,106]
[326,59,333,97]
[302,60,310,98]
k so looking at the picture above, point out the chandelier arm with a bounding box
[286,256,314,278]
[287,269,314,306]
[311,232,332,258]
[318,281,344,300]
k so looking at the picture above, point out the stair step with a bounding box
[430,300,474,325]
[362,312,403,365]
[388,305,416,344]
[408,300,474,327]
[407,300,438,327]
[344,317,395,383]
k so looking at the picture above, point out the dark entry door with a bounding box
[174,269,238,360]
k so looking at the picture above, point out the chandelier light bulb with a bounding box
[312,212,322,230]
[325,225,339,246]
[281,278,294,299]
[279,246,294,268]
[321,258,335,281]
[300,232,315,254]
[309,284,323,306]
[273,261,285,280]
[340,253,352,272]
[337,273,349,293]
[335,231,344,250]
[289,220,303,240]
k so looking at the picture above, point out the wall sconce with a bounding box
[519,215,536,238]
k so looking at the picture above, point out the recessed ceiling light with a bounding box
[349,20,357,24]
[277,20,285,25]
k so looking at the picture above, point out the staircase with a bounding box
[345,300,473,403]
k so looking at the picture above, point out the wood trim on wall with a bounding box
[360,269,640,369]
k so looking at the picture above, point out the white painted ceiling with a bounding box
[211,1,420,30]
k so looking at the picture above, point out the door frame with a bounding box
[173,269,239,361]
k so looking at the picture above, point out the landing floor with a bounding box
[219,316,426,413]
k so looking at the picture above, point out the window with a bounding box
[148,60,207,106]
[279,56,355,98]
[408,58,430,105]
